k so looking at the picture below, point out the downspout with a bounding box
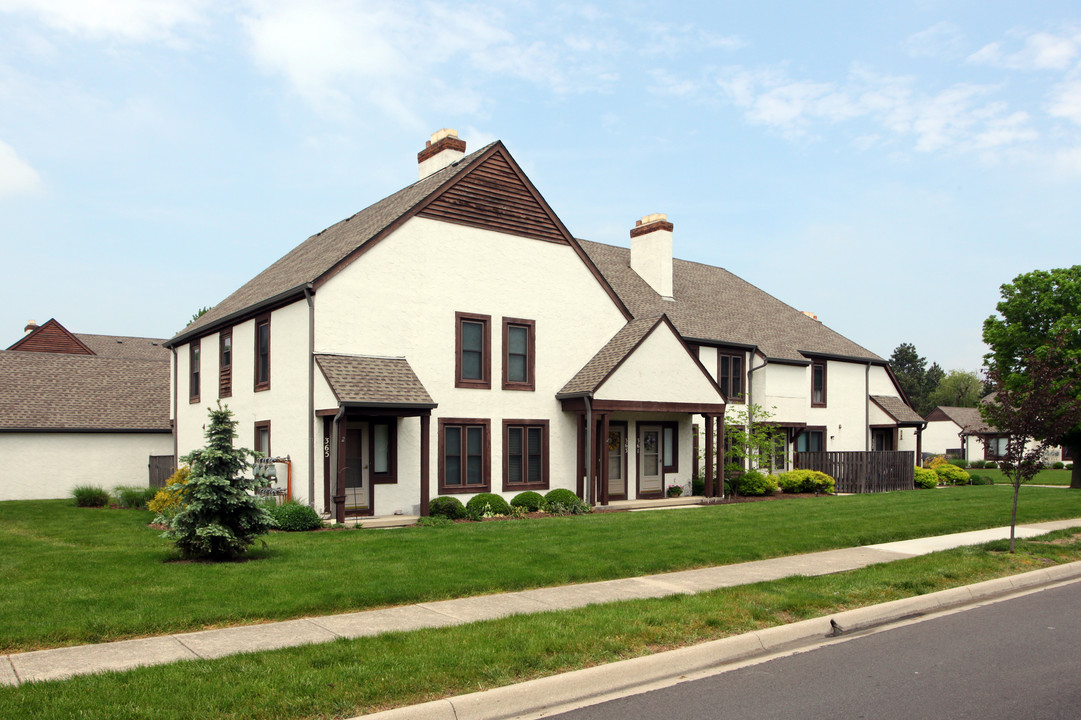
[305,284,315,508]
[171,346,178,466]
[746,352,768,475]
[331,404,346,521]
[584,394,593,506]
[864,361,871,493]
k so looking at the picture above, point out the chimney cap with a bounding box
[23,319,38,334]
[426,128,459,147]
[630,213,673,238]
[635,213,668,227]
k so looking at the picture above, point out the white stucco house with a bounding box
[0,319,172,500]
[165,130,922,520]
[924,405,1070,464]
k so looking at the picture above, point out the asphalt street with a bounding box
[548,579,1081,720]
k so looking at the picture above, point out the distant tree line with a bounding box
[889,342,983,416]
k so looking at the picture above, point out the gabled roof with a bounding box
[170,141,629,347]
[315,354,435,409]
[578,240,883,364]
[871,395,925,425]
[925,405,995,434]
[0,351,170,431]
[8,319,94,355]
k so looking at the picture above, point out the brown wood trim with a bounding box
[591,400,727,414]
[254,313,271,392]
[189,340,201,404]
[218,327,232,398]
[605,420,628,500]
[576,413,585,499]
[661,420,679,473]
[322,417,332,512]
[369,419,398,484]
[636,421,664,499]
[692,424,699,482]
[334,418,346,523]
[811,359,827,408]
[8,318,95,354]
[437,417,491,494]
[420,414,431,516]
[254,420,271,456]
[455,311,491,389]
[501,317,536,391]
[704,415,714,496]
[500,419,550,492]
[716,347,746,404]
[315,408,340,417]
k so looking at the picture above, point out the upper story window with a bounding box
[254,314,271,392]
[717,348,744,403]
[219,328,232,398]
[455,312,491,389]
[811,359,827,407]
[502,317,535,391]
[439,418,490,493]
[189,341,200,403]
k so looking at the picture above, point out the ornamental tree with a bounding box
[983,266,1081,488]
[162,403,274,560]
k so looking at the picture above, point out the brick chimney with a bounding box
[418,129,466,180]
[23,320,38,335]
[630,213,674,299]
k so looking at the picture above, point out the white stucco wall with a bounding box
[0,432,174,501]
[596,325,720,404]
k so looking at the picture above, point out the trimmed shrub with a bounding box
[969,474,994,486]
[543,488,590,515]
[428,496,466,520]
[267,499,323,531]
[510,491,545,512]
[946,458,969,468]
[935,463,971,485]
[465,493,512,520]
[926,456,948,470]
[72,485,110,508]
[1053,461,1066,470]
[985,461,997,469]
[691,477,705,496]
[914,467,939,489]
[734,470,777,496]
[969,460,986,469]
[777,470,835,494]
[148,466,190,519]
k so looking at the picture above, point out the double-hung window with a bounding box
[440,419,489,492]
[503,420,548,490]
[717,349,744,403]
[811,359,827,407]
[254,420,271,457]
[502,318,535,391]
[189,341,200,403]
[455,312,491,389]
[254,314,271,392]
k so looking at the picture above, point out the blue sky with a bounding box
[1,2,1079,376]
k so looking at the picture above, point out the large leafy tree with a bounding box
[927,369,982,409]
[890,343,929,413]
[983,266,1081,488]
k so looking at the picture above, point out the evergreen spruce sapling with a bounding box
[165,403,275,560]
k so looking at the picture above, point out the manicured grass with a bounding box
[3,531,1080,720]
[3,486,1081,652]
[969,467,1074,486]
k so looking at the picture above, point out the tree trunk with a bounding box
[1010,482,1020,554]
[1070,443,1081,489]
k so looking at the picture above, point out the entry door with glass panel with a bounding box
[344,422,369,512]
[639,424,663,495]
[607,426,626,498]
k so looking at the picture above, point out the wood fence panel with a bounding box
[795,451,915,493]
[148,455,175,488]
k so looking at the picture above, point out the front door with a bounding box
[344,421,369,513]
[639,424,663,496]
[607,426,626,498]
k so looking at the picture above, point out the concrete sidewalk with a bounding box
[5,518,1081,688]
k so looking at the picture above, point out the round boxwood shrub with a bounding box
[543,488,588,514]
[947,458,969,469]
[969,474,994,485]
[72,485,110,508]
[985,461,997,469]
[935,463,971,485]
[465,492,511,520]
[510,491,545,512]
[777,470,835,494]
[429,496,466,520]
[1053,461,1066,470]
[734,470,777,496]
[914,466,939,489]
[268,500,323,531]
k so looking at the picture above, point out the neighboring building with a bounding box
[165,130,921,520]
[924,405,1069,464]
[0,319,172,500]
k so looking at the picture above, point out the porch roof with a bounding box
[315,354,436,409]
[870,395,925,426]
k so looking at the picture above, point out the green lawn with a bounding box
[3,486,1081,653]
[3,531,1079,720]
[969,467,1074,486]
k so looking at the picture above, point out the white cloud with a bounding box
[1048,79,1081,125]
[0,0,213,43]
[0,140,42,196]
[967,29,1081,70]
[903,21,966,59]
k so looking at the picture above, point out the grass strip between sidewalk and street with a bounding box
[4,531,1081,720]
[4,486,1081,652]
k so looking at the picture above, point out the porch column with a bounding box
[717,417,725,498]
[334,417,347,524]
[576,412,585,499]
[419,412,430,516]
[915,425,923,467]
[704,414,714,497]
[599,413,610,506]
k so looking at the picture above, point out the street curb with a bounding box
[356,560,1081,720]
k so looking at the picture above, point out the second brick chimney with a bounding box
[630,213,674,299]
[417,129,466,180]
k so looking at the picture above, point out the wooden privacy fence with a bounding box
[795,451,915,493]
[148,455,175,488]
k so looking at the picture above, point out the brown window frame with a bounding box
[455,312,491,389]
[501,419,549,491]
[811,359,827,408]
[501,317,536,391]
[189,340,201,404]
[369,419,398,484]
[219,327,232,398]
[254,313,271,392]
[660,421,679,473]
[717,348,745,403]
[795,427,826,453]
[438,418,491,493]
[254,420,271,457]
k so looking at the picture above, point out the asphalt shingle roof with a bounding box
[0,351,171,431]
[558,316,662,396]
[315,354,435,408]
[76,333,170,361]
[578,240,883,363]
[871,395,925,425]
[930,405,995,434]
